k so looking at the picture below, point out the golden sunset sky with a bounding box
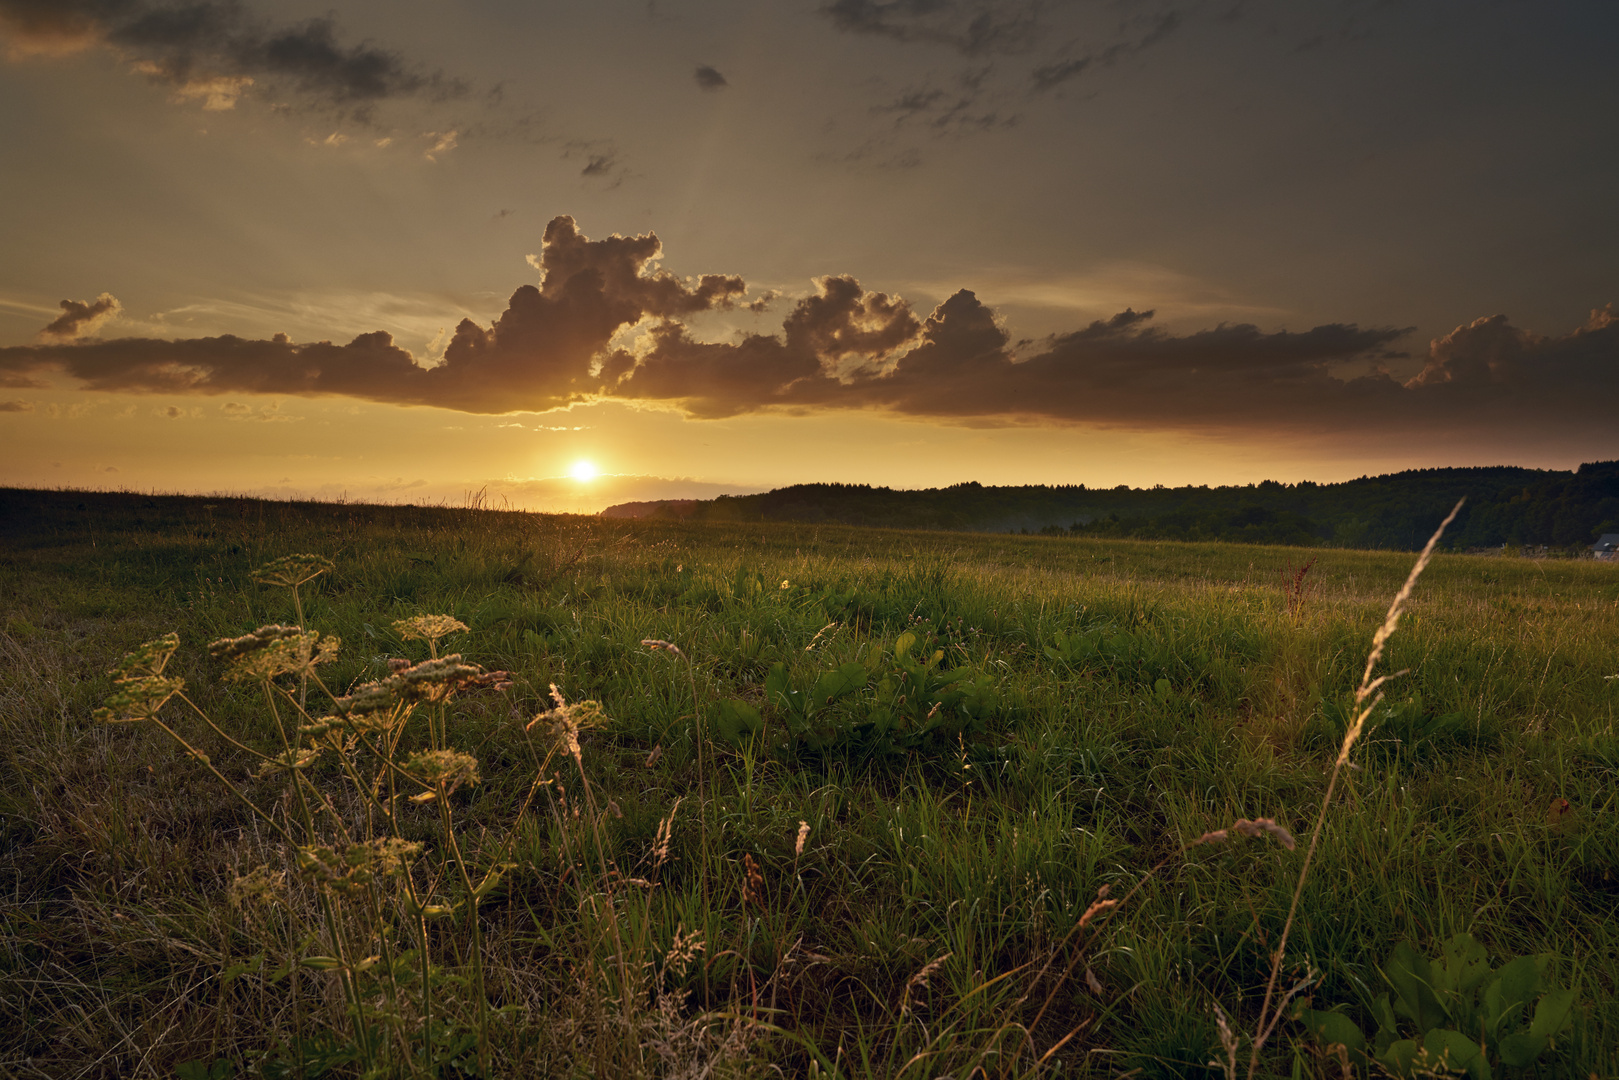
[1,0,1615,511]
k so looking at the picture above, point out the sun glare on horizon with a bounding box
[569,459,600,482]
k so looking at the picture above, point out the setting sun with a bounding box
[569,459,599,482]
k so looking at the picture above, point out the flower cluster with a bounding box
[297,838,424,897]
[210,625,338,682]
[393,614,469,645]
[95,633,184,722]
[402,749,481,795]
[250,553,335,589]
[332,655,485,713]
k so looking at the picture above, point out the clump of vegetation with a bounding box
[0,487,1613,1078]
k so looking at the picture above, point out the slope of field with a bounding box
[1,488,1615,1077]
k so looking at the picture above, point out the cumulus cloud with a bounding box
[2,217,1615,443]
[0,0,468,118]
[0,398,34,411]
[39,292,121,340]
[694,64,727,90]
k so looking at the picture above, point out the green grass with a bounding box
[1,488,1615,1078]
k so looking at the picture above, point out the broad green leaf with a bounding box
[1387,941,1449,1030]
[1437,933,1491,996]
[1299,1008,1367,1055]
[1380,1038,1421,1076]
[894,631,917,657]
[1373,992,1400,1042]
[712,699,763,745]
[1497,1032,1548,1069]
[1421,1028,1481,1069]
[1493,955,1541,1011]
[811,662,867,705]
[1528,987,1576,1039]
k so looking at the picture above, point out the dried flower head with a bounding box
[1077,884,1117,929]
[255,746,322,777]
[332,655,484,713]
[525,684,609,763]
[95,673,186,723]
[250,553,335,589]
[393,614,469,644]
[641,638,684,657]
[212,628,337,682]
[228,865,286,909]
[795,820,811,858]
[664,923,705,978]
[652,799,681,867]
[297,838,423,896]
[402,749,481,794]
[208,624,303,661]
[902,952,953,1014]
[109,632,180,680]
[742,853,766,910]
[1197,817,1297,851]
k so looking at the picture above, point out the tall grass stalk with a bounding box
[1241,498,1465,1077]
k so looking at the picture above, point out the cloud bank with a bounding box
[2,216,1615,443]
[0,0,467,117]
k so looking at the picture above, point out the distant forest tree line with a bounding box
[602,461,1619,552]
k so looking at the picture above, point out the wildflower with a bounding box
[402,749,481,795]
[250,553,335,589]
[525,684,609,764]
[95,673,185,722]
[795,820,811,858]
[393,614,469,645]
[298,838,423,896]
[96,633,187,722]
[332,655,484,713]
[780,579,791,590]
[228,865,286,909]
[255,746,322,777]
[109,632,180,679]
[211,628,337,682]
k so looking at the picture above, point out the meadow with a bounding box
[0,488,1614,1079]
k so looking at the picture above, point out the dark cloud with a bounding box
[0,0,467,117]
[39,292,121,340]
[0,216,751,414]
[581,153,616,177]
[822,0,1044,57]
[1032,11,1181,92]
[3,219,1615,442]
[694,64,727,90]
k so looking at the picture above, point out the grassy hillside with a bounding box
[2,488,1615,1078]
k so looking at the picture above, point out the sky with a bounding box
[1,0,1615,512]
